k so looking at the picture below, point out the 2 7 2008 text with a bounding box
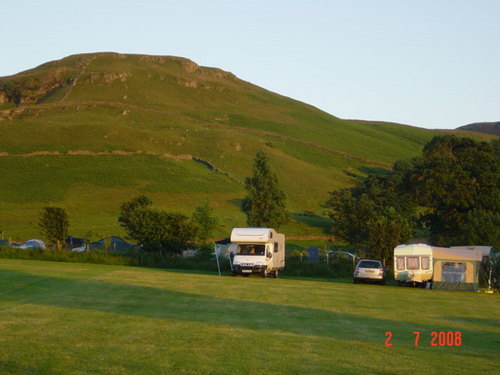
[385,331,462,347]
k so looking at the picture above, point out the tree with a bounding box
[407,135,500,246]
[458,209,500,251]
[243,151,288,228]
[365,207,413,265]
[118,196,196,254]
[191,200,218,243]
[327,135,499,261]
[38,207,69,250]
[118,195,153,242]
[327,189,413,265]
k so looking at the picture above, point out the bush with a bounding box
[0,247,131,265]
[283,256,354,279]
[0,246,230,273]
[129,249,230,272]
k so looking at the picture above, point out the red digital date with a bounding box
[385,331,462,346]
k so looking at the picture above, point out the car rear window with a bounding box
[358,261,381,268]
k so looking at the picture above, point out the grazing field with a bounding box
[0,259,498,375]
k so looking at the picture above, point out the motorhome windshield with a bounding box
[236,244,265,256]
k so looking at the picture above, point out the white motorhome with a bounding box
[394,244,433,286]
[230,227,285,278]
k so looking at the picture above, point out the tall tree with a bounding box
[191,200,218,243]
[38,207,69,250]
[243,151,288,228]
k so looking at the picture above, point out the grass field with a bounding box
[0,259,498,374]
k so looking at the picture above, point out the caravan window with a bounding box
[407,257,420,270]
[442,262,466,282]
[396,257,405,270]
[421,256,430,270]
[236,244,265,256]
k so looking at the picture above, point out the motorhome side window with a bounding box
[421,256,430,270]
[237,244,265,255]
[396,257,405,270]
[407,257,419,270]
[274,242,278,253]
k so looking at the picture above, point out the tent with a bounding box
[431,247,482,291]
[90,236,135,253]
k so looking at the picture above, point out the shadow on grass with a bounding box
[357,166,392,176]
[0,268,498,355]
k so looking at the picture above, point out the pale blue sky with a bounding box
[1,0,499,129]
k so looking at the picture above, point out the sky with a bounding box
[1,0,499,129]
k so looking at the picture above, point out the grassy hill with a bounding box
[0,53,495,240]
[1,259,498,374]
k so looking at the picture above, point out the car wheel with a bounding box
[353,278,359,284]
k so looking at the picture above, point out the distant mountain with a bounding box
[457,122,500,136]
[0,53,494,238]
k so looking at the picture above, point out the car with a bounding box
[19,239,46,250]
[353,259,385,285]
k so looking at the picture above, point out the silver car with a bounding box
[19,239,46,250]
[353,259,385,285]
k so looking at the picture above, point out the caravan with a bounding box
[394,244,483,291]
[230,228,285,278]
[394,244,433,286]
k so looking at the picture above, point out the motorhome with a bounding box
[394,244,483,291]
[230,227,285,278]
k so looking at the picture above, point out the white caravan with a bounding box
[394,244,434,286]
[394,243,484,290]
[230,227,285,278]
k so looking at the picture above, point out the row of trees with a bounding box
[34,199,218,253]
[327,136,500,264]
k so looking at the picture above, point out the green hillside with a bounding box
[0,53,494,240]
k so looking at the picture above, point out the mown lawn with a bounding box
[0,259,498,375]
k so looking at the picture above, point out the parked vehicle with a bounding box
[353,259,385,285]
[230,228,285,278]
[394,244,483,291]
[19,239,46,250]
[394,244,433,287]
